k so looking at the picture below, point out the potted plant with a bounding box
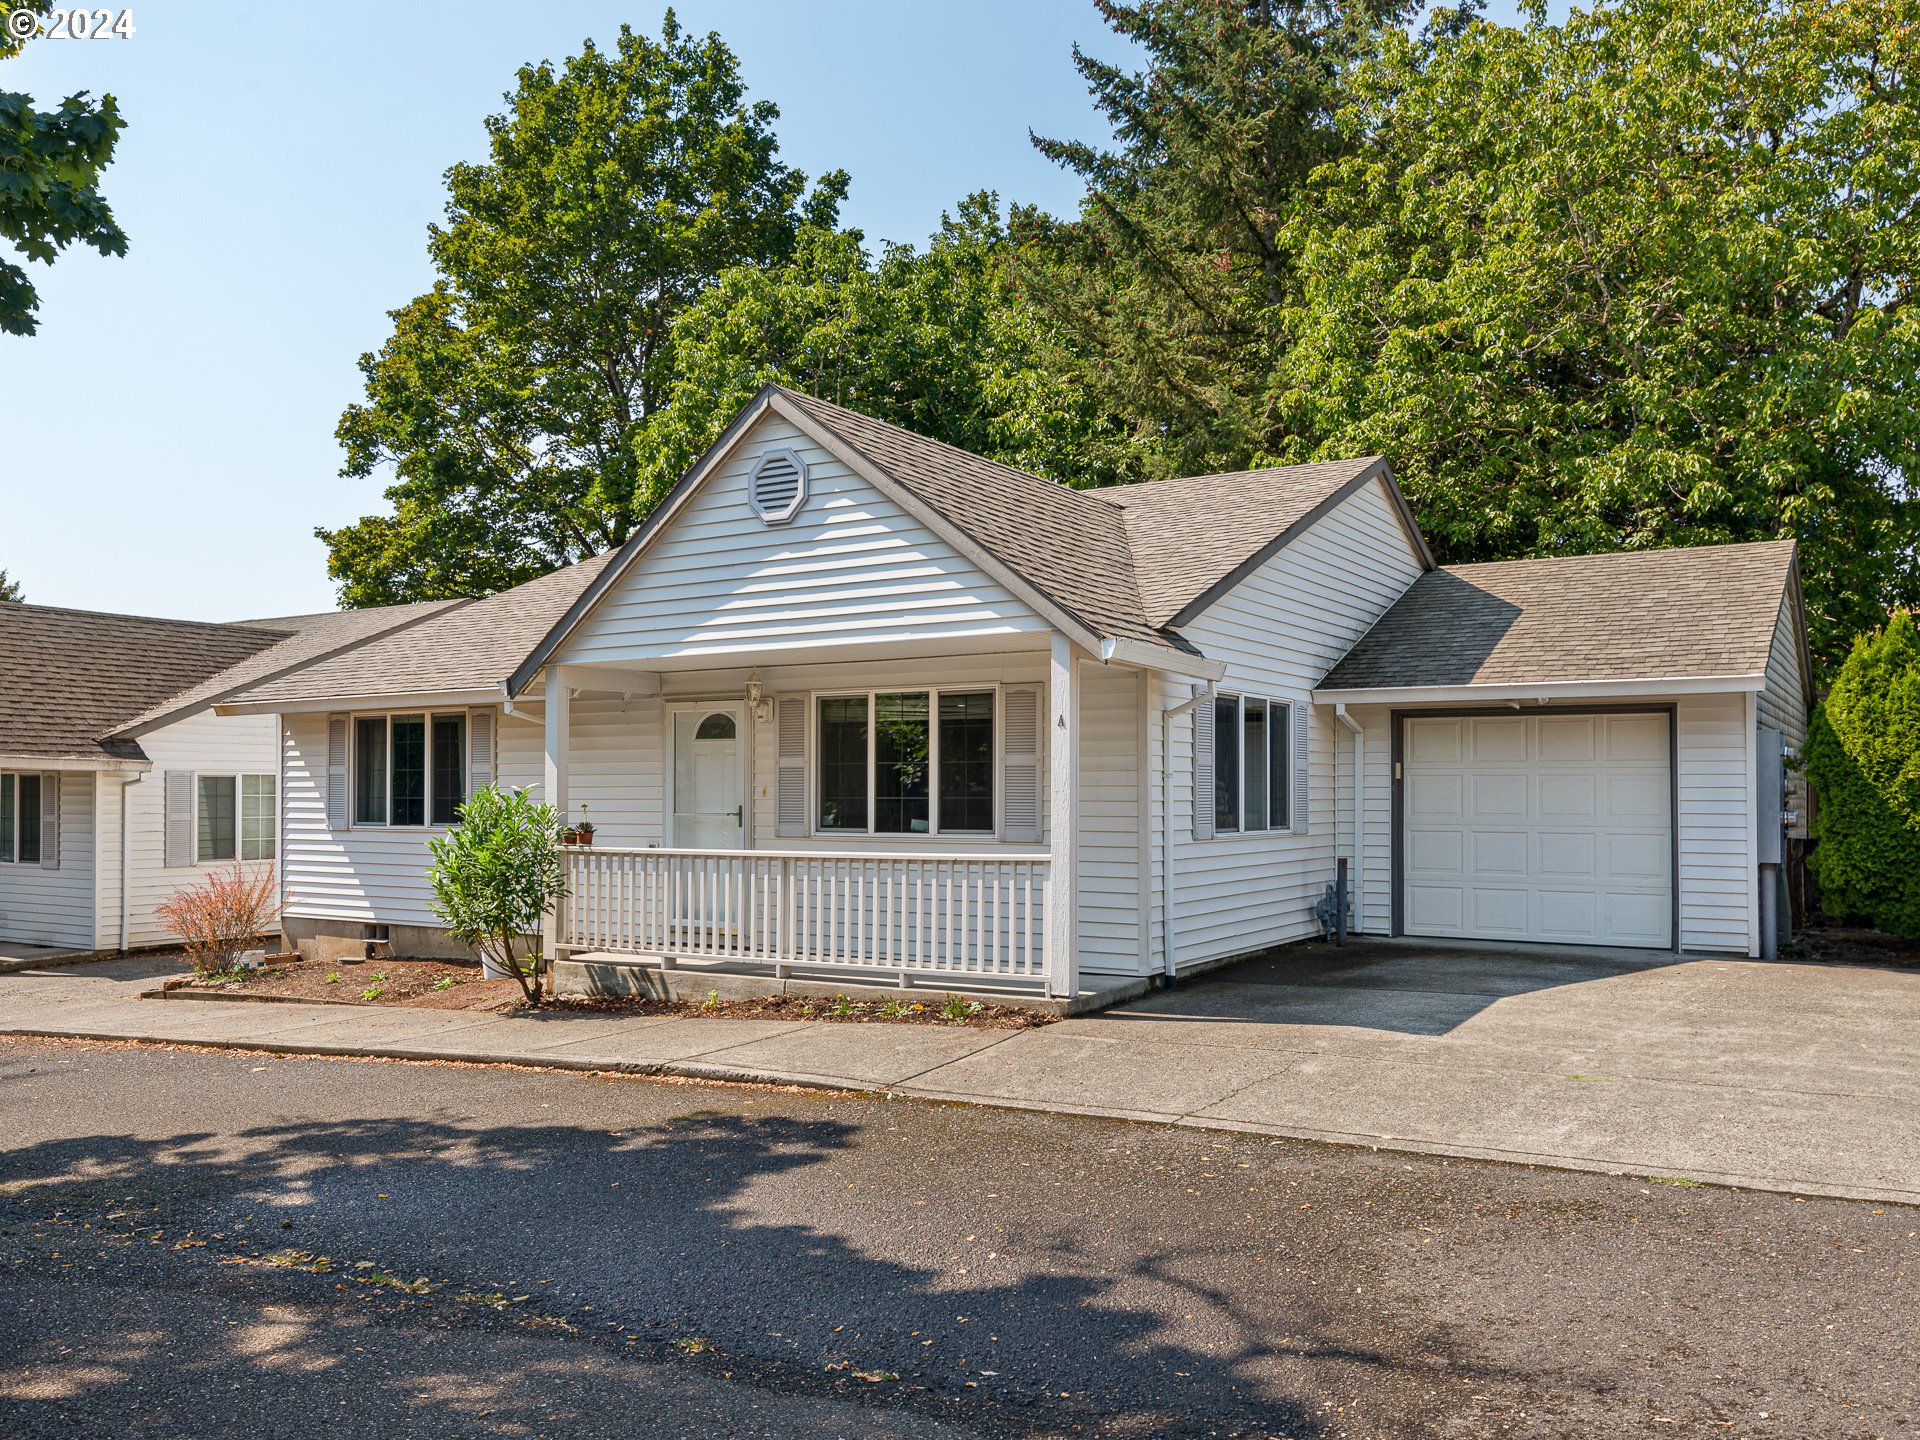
[575,803,595,847]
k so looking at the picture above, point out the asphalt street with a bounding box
[0,1036,1913,1439]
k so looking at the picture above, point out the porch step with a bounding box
[552,954,1147,1017]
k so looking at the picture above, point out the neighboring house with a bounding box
[214,385,1810,994]
[0,600,454,952]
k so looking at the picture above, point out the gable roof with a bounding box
[1094,457,1429,628]
[0,599,465,764]
[0,605,292,763]
[1317,540,1801,693]
[506,385,1425,694]
[109,600,460,739]
[218,556,615,709]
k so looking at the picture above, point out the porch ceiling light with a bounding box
[746,670,771,723]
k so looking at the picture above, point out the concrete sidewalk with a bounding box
[4,944,1917,1206]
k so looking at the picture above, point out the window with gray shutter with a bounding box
[467,708,494,805]
[775,695,808,837]
[1192,702,1215,841]
[1001,685,1041,843]
[38,772,58,870]
[164,771,195,868]
[325,714,349,829]
[1292,702,1310,833]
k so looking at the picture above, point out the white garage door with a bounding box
[1402,713,1673,948]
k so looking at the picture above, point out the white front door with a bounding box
[1401,712,1673,948]
[671,705,747,849]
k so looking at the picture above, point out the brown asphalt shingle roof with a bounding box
[222,555,616,707]
[0,605,291,762]
[1319,541,1798,690]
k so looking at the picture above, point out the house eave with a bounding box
[1310,673,1768,706]
[214,688,505,717]
[1098,637,1227,681]
[0,753,151,773]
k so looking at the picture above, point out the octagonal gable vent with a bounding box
[747,448,808,525]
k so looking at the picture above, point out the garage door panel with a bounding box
[1470,887,1530,933]
[1470,830,1528,875]
[1537,831,1598,877]
[1403,713,1672,950]
[1406,886,1465,931]
[1407,829,1464,874]
[1538,716,1596,761]
[1471,773,1529,818]
[1470,717,1528,761]
[1535,889,1600,939]
[1540,774,1598,819]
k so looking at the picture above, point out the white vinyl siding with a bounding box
[1675,691,1755,955]
[556,413,1052,666]
[1158,475,1426,971]
[1077,663,1144,977]
[281,706,531,927]
[101,711,283,951]
[1756,593,1809,750]
[0,771,92,949]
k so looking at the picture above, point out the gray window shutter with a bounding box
[164,771,195,868]
[39,772,59,870]
[468,708,494,804]
[1292,702,1311,834]
[1192,704,1215,841]
[775,695,808,837]
[326,714,350,829]
[1001,685,1042,843]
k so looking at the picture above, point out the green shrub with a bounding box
[1801,612,1920,940]
[426,785,567,1006]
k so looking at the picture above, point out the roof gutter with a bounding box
[0,754,150,774]
[1099,636,1226,682]
[214,689,504,718]
[1311,673,1768,706]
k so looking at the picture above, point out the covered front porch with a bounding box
[532,633,1147,999]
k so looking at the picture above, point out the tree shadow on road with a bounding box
[0,1100,1518,1438]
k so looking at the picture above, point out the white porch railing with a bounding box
[558,846,1051,987]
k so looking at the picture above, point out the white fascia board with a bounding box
[214,689,504,717]
[1310,673,1767,706]
[1098,637,1227,681]
[0,754,150,774]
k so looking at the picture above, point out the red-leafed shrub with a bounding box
[155,863,278,974]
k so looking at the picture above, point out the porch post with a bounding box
[542,666,571,964]
[1045,632,1080,998]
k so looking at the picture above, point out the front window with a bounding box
[1212,696,1293,835]
[817,689,996,835]
[0,772,40,865]
[197,774,277,863]
[354,711,468,828]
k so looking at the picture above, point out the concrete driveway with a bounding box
[904,938,1919,1201]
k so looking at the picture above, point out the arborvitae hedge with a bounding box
[1801,612,1920,940]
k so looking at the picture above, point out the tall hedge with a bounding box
[1801,612,1920,940]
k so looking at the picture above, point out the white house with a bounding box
[0,599,452,954]
[214,385,1811,997]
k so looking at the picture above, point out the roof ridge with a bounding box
[1,600,292,641]
[1440,538,1796,575]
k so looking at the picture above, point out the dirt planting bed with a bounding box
[170,957,519,1011]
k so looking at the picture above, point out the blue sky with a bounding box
[3,1,1538,621]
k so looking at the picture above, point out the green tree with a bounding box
[636,194,1149,503]
[426,785,568,1007]
[1017,0,1415,479]
[1,0,128,336]
[1276,0,1920,669]
[1801,612,1920,940]
[0,567,21,602]
[321,13,847,606]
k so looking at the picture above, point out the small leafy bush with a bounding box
[426,785,567,1006]
[154,863,277,975]
[1802,611,1920,939]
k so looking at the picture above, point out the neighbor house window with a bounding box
[0,772,40,865]
[1213,696,1293,834]
[816,689,996,835]
[196,774,276,863]
[354,712,466,827]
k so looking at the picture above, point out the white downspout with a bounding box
[1335,705,1364,935]
[117,774,141,953]
[1160,679,1216,986]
